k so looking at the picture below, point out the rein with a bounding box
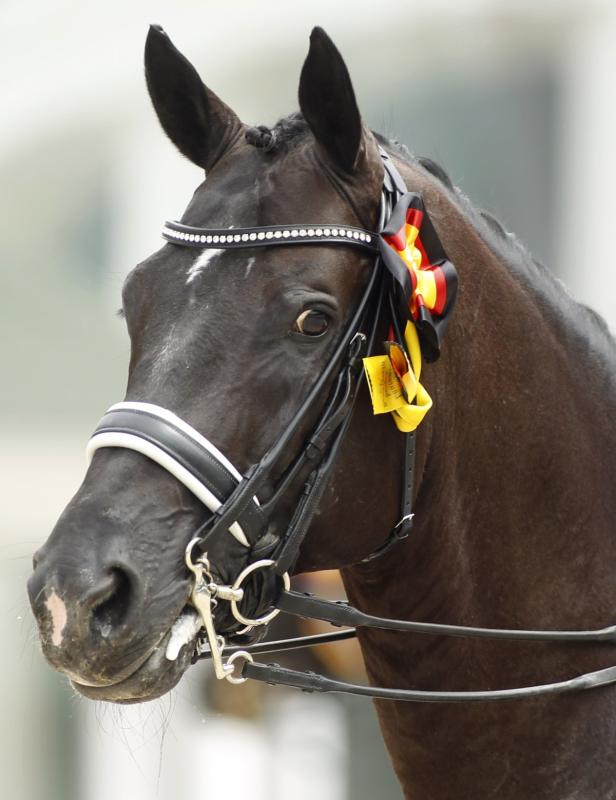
[87,149,616,703]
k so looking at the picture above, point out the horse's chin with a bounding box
[71,612,197,704]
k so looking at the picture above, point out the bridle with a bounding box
[87,148,616,702]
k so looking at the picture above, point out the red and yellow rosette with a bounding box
[363,193,458,431]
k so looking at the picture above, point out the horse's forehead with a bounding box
[126,143,361,308]
[184,144,338,226]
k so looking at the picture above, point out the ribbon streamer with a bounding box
[363,322,432,433]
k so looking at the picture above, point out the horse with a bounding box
[27,24,616,800]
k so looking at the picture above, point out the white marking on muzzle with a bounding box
[45,590,67,647]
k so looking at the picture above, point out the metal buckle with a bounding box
[392,513,414,538]
[348,331,367,360]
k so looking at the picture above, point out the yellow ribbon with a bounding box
[362,322,432,432]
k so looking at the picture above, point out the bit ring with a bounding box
[225,651,254,685]
[230,559,290,627]
[185,537,209,574]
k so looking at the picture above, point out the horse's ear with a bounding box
[144,25,242,171]
[298,27,365,174]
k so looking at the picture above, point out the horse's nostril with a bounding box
[90,568,133,637]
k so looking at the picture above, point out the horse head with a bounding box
[27,26,400,702]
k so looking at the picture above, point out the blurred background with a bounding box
[2,1,615,798]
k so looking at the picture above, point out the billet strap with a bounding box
[162,221,378,250]
[361,430,415,563]
[242,661,616,703]
[87,402,262,547]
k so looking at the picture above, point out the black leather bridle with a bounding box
[88,149,616,702]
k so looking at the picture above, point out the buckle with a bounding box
[305,436,326,461]
[392,513,414,539]
[348,332,367,359]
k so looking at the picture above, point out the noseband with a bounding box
[88,149,616,702]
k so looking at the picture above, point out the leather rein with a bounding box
[87,150,616,703]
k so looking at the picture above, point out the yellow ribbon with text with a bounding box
[362,322,432,432]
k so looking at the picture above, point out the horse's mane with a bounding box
[247,113,615,367]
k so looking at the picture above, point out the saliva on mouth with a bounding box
[164,604,262,666]
[165,607,204,662]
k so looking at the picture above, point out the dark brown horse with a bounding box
[28,25,616,799]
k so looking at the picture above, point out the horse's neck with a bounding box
[345,162,616,624]
[341,173,616,798]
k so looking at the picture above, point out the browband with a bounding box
[162,221,378,250]
[87,402,261,547]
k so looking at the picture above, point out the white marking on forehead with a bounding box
[45,590,67,647]
[186,248,223,284]
[244,257,256,279]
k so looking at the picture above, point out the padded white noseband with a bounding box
[87,402,254,547]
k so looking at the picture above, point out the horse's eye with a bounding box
[293,309,329,337]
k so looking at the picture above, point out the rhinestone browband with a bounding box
[162,221,379,250]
